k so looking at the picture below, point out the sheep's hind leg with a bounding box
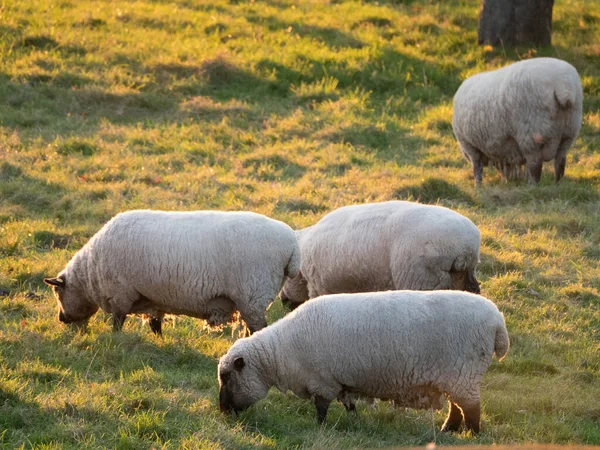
[554,136,574,183]
[453,397,481,434]
[441,401,464,432]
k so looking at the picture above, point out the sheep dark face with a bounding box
[280,272,309,310]
[450,270,480,295]
[44,274,99,325]
[218,351,269,414]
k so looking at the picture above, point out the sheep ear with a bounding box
[233,357,245,371]
[44,277,65,287]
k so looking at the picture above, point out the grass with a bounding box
[1,0,600,448]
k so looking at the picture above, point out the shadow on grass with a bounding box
[480,180,600,207]
[393,177,476,205]
[0,162,68,216]
[242,154,307,182]
[246,14,364,49]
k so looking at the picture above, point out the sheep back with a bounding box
[287,201,480,305]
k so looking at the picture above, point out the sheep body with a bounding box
[452,57,583,185]
[45,210,300,334]
[281,201,481,308]
[218,290,509,433]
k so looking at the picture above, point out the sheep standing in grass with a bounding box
[218,290,509,433]
[281,201,481,310]
[452,57,583,186]
[44,210,300,335]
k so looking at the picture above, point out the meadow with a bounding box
[1,0,600,448]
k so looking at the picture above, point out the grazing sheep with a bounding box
[452,57,583,186]
[44,210,300,335]
[281,201,481,310]
[218,290,509,433]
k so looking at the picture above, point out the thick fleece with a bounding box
[44,210,300,334]
[452,57,583,185]
[281,201,481,308]
[218,290,509,433]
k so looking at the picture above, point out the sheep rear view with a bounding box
[218,290,509,433]
[281,201,481,309]
[44,210,300,335]
[452,57,583,186]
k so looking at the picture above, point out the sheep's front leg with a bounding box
[149,311,165,336]
[314,395,332,425]
[109,295,134,332]
[472,158,484,187]
[112,312,127,332]
[236,299,269,335]
[459,142,484,186]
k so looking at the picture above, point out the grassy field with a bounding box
[1,0,600,448]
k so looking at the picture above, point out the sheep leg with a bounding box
[314,395,331,425]
[109,295,135,332]
[441,401,463,432]
[112,312,127,332]
[149,311,164,336]
[554,137,574,183]
[472,158,484,187]
[237,298,269,334]
[526,155,543,185]
[343,401,356,412]
[455,398,481,434]
[459,142,484,186]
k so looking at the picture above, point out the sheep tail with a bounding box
[554,81,576,109]
[284,244,301,279]
[494,323,510,361]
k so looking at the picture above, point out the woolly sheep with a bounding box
[452,57,583,186]
[44,210,300,335]
[280,201,481,309]
[218,290,509,433]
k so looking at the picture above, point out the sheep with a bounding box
[44,210,300,335]
[280,201,481,310]
[218,290,509,433]
[452,57,583,186]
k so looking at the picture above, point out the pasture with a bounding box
[1,0,600,448]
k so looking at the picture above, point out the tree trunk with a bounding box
[478,0,554,47]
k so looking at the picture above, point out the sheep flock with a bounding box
[42,56,586,437]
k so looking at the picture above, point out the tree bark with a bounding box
[478,0,554,47]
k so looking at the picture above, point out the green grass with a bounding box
[1,0,600,448]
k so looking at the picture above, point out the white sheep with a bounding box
[452,57,583,186]
[44,210,300,335]
[281,201,481,309]
[218,290,509,433]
